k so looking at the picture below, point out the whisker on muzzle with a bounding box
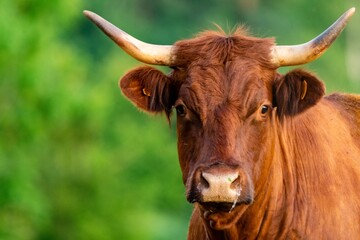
[229,186,242,213]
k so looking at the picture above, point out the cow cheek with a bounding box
[177,136,201,184]
[177,121,203,184]
[236,120,271,180]
[177,140,191,184]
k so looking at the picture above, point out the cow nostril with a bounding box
[230,176,240,189]
[199,172,209,190]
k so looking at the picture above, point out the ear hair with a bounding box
[300,80,307,100]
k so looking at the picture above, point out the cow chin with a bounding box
[198,197,253,230]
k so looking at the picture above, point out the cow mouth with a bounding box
[187,183,254,214]
[200,202,240,213]
[199,197,252,213]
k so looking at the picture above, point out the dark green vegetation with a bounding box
[0,0,359,239]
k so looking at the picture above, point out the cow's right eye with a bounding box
[175,104,187,117]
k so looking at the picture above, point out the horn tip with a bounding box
[347,7,356,17]
[83,10,96,19]
[83,10,91,16]
[83,10,108,30]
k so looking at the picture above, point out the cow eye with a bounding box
[175,104,187,117]
[261,105,269,115]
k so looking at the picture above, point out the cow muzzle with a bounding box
[187,164,254,212]
[201,171,241,203]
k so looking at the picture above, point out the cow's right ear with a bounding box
[120,66,178,115]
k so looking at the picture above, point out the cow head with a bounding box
[84,8,355,230]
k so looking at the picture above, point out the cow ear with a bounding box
[273,69,325,116]
[120,66,177,115]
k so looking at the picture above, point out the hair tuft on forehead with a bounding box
[173,26,275,67]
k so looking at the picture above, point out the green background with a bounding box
[1,0,359,239]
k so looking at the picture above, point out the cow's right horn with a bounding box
[271,7,355,67]
[84,10,175,66]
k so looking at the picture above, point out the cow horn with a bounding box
[271,7,355,67]
[83,10,175,66]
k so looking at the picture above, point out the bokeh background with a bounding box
[1,0,359,239]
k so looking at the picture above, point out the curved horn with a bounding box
[83,10,175,66]
[271,7,356,67]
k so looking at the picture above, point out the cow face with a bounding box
[119,30,325,229]
[174,60,273,210]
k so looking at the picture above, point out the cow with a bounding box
[84,8,360,239]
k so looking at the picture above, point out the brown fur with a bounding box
[119,28,360,239]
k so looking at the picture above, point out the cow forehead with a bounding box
[184,62,269,94]
[176,61,273,122]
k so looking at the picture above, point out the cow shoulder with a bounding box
[273,69,325,117]
[326,93,360,113]
[325,93,360,139]
[120,66,179,116]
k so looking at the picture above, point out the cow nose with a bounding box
[200,171,241,203]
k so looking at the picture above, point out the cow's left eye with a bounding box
[261,105,269,115]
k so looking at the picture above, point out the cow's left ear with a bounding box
[120,66,179,116]
[273,69,325,116]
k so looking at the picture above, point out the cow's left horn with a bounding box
[271,7,355,67]
[83,10,175,66]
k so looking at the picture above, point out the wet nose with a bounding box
[200,171,241,203]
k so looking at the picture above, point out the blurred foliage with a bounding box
[0,0,359,239]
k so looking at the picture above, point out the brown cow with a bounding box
[84,8,360,239]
